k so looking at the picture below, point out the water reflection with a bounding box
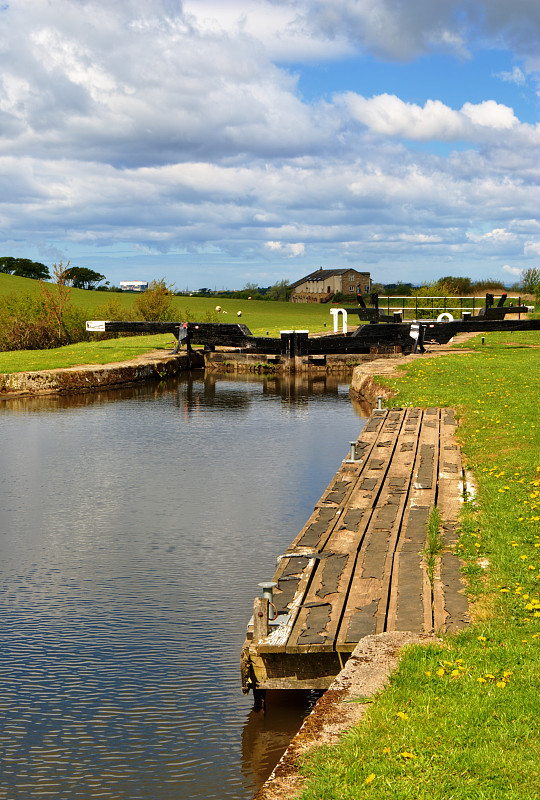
[241,690,323,790]
[0,372,365,800]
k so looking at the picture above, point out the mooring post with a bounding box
[253,581,277,642]
[345,441,358,463]
[377,396,383,410]
[253,596,269,642]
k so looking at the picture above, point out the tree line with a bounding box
[0,258,106,289]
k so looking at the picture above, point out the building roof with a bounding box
[289,268,367,290]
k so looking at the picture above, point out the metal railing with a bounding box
[378,295,523,320]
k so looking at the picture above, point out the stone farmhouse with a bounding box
[289,267,371,303]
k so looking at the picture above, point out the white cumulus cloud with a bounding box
[265,241,306,257]
[341,93,522,141]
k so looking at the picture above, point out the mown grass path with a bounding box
[300,329,540,800]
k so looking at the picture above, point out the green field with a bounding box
[0,272,336,337]
[300,330,540,799]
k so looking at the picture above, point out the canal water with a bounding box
[0,371,366,800]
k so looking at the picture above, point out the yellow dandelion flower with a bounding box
[477,635,487,642]
[365,773,376,785]
[496,681,507,688]
[436,668,445,677]
[400,752,415,759]
[396,711,408,720]
[485,673,495,679]
[382,746,391,754]
[477,677,487,683]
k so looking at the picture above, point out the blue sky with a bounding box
[0,0,539,290]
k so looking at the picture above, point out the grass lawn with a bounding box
[300,329,540,800]
[0,334,176,374]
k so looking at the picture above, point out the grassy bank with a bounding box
[0,272,335,337]
[300,329,540,799]
[0,334,175,374]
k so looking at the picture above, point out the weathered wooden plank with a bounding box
[392,409,439,633]
[437,407,463,521]
[438,552,470,632]
[285,409,408,653]
[335,408,422,650]
[376,408,431,634]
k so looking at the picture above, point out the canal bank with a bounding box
[249,336,479,800]
[253,631,438,800]
[0,349,204,398]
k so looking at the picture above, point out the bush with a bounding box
[0,291,89,351]
[520,268,540,296]
[409,281,457,318]
[133,278,176,321]
[439,276,473,295]
[471,278,507,292]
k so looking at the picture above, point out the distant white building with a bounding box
[120,280,148,292]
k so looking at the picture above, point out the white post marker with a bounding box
[86,321,107,331]
[330,307,348,334]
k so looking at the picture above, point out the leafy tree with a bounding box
[39,261,74,340]
[267,279,291,301]
[64,266,106,290]
[379,283,415,295]
[134,278,176,320]
[0,257,16,274]
[520,268,540,295]
[0,257,50,280]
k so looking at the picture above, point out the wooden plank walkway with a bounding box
[241,407,470,693]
